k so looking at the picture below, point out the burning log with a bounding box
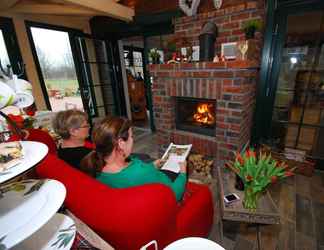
[193,103,215,125]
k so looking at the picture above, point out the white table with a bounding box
[164,237,225,250]
[0,179,67,249]
[140,237,224,250]
[12,213,76,250]
[0,141,48,183]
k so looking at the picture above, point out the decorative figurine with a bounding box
[213,55,219,63]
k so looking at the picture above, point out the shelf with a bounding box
[148,60,260,71]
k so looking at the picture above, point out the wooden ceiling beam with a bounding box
[62,0,134,22]
[10,3,100,16]
[0,0,19,10]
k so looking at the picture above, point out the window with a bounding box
[26,23,84,111]
[0,30,10,69]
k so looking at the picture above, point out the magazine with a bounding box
[160,143,192,173]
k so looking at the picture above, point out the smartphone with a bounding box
[224,193,240,204]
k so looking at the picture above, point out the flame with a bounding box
[193,103,215,125]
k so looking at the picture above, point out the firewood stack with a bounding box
[188,153,214,183]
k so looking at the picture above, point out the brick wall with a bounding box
[149,60,258,163]
[174,0,264,57]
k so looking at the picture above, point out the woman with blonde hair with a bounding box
[53,109,93,170]
[81,116,187,201]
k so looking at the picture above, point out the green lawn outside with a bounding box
[45,79,79,92]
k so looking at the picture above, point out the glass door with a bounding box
[0,29,10,70]
[269,9,324,161]
[0,17,25,79]
[0,17,25,118]
[123,46,151,129]
[74,36,126,121]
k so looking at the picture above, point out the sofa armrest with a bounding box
[176,182,214,238]
[36,154,178,250]
[98,183,179,249]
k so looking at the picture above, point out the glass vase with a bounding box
[243,187,259,210]
[234,174,244,191]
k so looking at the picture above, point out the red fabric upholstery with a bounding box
[8,128,92,155]
[8,128,57,154]
[83,140,95,149]
[36,153,214,250]
[25,129,57,154]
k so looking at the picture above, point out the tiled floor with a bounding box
[133,132,324,250]
[132,128,159,159]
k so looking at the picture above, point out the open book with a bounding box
[160,143,192,173]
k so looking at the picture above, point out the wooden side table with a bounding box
[216,166,280,249]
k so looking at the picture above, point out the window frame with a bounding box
[0,16,25,79]
[25,21,86,111]
[253,0,324,143]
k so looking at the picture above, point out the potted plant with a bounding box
[242,19,262,39]
[148,48,161,64]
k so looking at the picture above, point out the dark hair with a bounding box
[80,116,131,177]
[52,109,88,139]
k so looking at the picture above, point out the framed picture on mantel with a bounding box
[221,42,237,60]
[192,46,199,61]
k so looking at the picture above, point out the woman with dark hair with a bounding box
[53,109,93,170]
[81,116,187,201]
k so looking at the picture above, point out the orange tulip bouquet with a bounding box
[226,148,295,210]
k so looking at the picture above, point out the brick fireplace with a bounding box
[148,1,263,167]
[149,61,258,165]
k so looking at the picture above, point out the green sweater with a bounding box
[96,157,186,201]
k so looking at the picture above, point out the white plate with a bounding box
[0,141,48,184]
[0,179,66,249]
[12,213,75,250]
[164,237,225,250]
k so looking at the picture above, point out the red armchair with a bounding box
[8,128,57,154]
[33,133,214,250]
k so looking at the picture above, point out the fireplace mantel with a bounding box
[149,60,259,72]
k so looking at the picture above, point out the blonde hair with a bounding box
[52,109,88,139]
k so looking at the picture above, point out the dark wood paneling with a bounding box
[296,194,314,237]
[121,0,177,14]
[121,0,260,15]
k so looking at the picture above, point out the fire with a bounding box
[193,103,215,125]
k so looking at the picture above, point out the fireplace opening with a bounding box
[175,97,216,136]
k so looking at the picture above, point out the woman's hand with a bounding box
[153,159,162,168]
[179,161,187,173]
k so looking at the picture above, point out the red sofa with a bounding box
[31,130,214,250]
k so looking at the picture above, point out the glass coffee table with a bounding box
[217,166,280,250]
